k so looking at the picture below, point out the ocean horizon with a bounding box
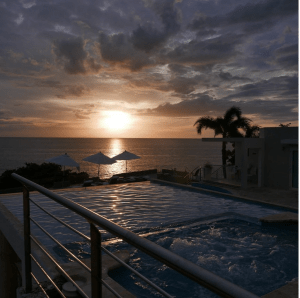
[0,137,223,179]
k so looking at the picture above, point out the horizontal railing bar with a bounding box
[101,246,173,298]
[13,174,259,298]
[30,198,90,242]
[30,235,90,298]
[30,217,91,273]
[31,254,65,298]
[31,272,50,298]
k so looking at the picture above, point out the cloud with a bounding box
[140,93,217,117]
[218,72,251,82]
[274,44,298,70]
[223,75,298,100]
[162,33,243,68]
[74,112,90,119]
[139,74,298,123]
[131,0,181,52]
[66,85,90,97]
[139,91,298,124]
[0,109,12,120]
[34,79,90,98]
[189,0,297,36]
[226,0,297,25]
[99,32,153,71]
[53,37,101,74]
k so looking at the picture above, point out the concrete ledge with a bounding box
[261,279,298,298]
[0,201,60,289]
[60,250,135,298]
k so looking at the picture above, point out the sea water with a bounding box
[0,137,222,178]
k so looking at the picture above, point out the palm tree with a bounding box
[194,106,252,178]
[245,124,260,138]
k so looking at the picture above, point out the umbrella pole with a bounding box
[63,166,65,184]
[98,164,100,180]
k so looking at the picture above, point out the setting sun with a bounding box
[103,111,132,130]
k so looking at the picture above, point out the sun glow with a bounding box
[103,111,132,130]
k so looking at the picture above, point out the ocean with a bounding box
[0,138,222,179]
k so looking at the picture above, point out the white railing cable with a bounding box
[31,254,65,298]
[31,272,51,298]
[30,235,90,298]
[30,217,91,273]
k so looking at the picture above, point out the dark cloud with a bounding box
[33,4,70,24]
[131,0,181,52]
[35,80,63,88]
[66,85,90,97]
[223,75,298,100]
[99,32,152,71]
[53,37,101,74]
[139,91,298,123]
[189,0,297,35]
[162,33,243,68]
[166,76,203,94]
[274,44,298,70]
[0,109,12,120]
[140,93,217,117]
[34,79,90,98]
[218,72,250,82]
[226,0,297,25]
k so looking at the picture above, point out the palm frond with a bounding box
[194,116,220,135]
[223,106,242,123]
[245,125,260,138]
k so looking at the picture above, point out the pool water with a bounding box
[108,218,298,297]
[0,182,297,297]
[52,216,298,297]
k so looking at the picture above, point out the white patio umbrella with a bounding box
[45,153,80,182]
[83,152,116,178]
[112,150,140,173]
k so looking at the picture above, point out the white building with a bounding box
[202,127,298,190]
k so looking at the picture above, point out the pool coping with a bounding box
[151,179,298,212]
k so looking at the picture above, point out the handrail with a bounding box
[211,165,224,176]
[12,173,259,298]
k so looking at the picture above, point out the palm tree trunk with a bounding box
[222,141,227,179]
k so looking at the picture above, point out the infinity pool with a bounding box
[0,181,297,297]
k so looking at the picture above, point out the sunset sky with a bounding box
[0,0,298,138]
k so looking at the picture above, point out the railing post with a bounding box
[23,185,32,293]
[90,223,102,298]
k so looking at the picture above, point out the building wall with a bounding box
[260,127,298,189]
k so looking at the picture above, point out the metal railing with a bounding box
[208,165,236,180]
[12,173,259,298]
